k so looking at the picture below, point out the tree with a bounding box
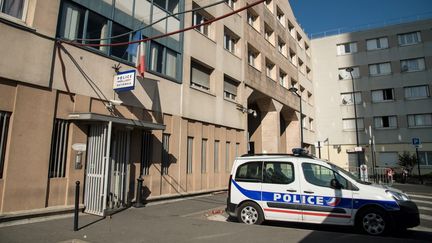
[398,151,417,174]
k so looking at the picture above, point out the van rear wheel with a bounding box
[237,202,264,225]
[356,207,390,236]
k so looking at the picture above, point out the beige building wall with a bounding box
[0,0,313,215]
[312,19,432,175]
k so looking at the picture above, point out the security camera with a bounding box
[109,99,123,106]
[252,110,257,118]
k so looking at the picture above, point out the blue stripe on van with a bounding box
[232,179,399,211]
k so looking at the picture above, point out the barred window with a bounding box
[48,119,70,178]
[0,111,10,178]
[162,133,170,175]
[141,131,152,175]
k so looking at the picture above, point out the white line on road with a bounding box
[420,214,432,221]
[412,199,432,205]
[418,206,432,211]
[412,225,432,233]
[409,194,432,200]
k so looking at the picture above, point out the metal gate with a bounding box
[107,129,130,210]
[84,123,111,216]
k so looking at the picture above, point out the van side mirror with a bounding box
[330,179,342,189]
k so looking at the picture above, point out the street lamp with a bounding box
[346,67,362,172]
[289,86,303,148]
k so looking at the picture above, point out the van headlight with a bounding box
[386,190,410,201]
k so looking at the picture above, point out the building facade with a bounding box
[312,19,432,175]
[0,0,313,216]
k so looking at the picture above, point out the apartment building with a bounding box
[312,19,432,175]
[0,0,313,216]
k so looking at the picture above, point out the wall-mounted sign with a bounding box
[113,70,135,92]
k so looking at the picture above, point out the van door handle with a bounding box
[286,189,297,192]
[303,191,314,194]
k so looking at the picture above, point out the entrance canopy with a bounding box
[68,113,165,130]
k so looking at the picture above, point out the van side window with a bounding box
[235,162,262,182]
[302,163,349,189]
[263,162,294,184]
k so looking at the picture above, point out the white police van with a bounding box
[226,149,420,236]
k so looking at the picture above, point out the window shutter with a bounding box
[224,78,238,95]
[192,64,210,88]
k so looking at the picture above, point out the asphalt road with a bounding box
[0,183,430,243]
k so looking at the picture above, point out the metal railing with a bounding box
[347,167,394,185]
[309,12,432,39]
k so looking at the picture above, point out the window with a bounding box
[309,118,314,131]
[154,0,179,13]
[302,163,349,189]
[404,85,430,100]
[149,41,178,79]
[306,66,312,79]
[338,67,360,80]
[247,9,259,31]
[279,70,287,87]
[288,20,295,38]
[341,92,362,105]
[343,118,364,131]
[0,0,27,20]
[191,60,212,91]
[401,58,426,72]
[141,131,152,175]
[225,0,236,9]
[296,32,303,48]
[235,162,262,182]
[192,3,213,37]
[374,116,397,129]
[408,114,432,128]
[276,7,285,26]
[265,59,276,80]
[214,140,219,172]
[337,42,357,55]
[264,23,275,45]
[224,75,239,101]
[162,133,170,175]
[369,62,391,76]
[201,139,207,173]
[372,89,394,102]
[187,137,193,174]
[235,143,240,157]
[0,111,10,179]
[48,119,70,178]
[225,142,230,172]
[298,58,305,73]
[277,37,286,56]
[224,27,239,55]
[305,42,310,55]
[398,31,421,46]
[418,151,432,166]
[366,37,389,50]
[263,162,294,184]
[289,49,297,66]
[85,10,109,52]
[111,23,130,59]
[248,44,260,70]
[264,0,273,12]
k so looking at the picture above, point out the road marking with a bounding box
[412,226,432,233]
[412,199,432,205]
[418,206,432,211]
[420,214,432,221]
[409,194,432,200]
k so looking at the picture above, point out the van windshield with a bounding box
[326,162,372,185]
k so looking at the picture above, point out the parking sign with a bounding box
[412,138,421,148]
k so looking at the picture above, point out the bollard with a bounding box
[134,177,144,208]
[74,181,80,231]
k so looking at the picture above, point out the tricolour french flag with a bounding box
[126,31,145,77]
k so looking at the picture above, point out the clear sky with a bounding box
[289,0,432,36]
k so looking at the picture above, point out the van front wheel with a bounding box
[237,202,264,225]
[356,207,390,236]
